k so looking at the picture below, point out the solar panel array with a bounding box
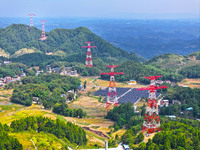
[94,88,161,104]
[94,87,130,97]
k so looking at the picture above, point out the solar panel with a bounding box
[94,88,161,104]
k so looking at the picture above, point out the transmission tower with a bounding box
[82,42,96,67]
[137,75,168,134]
[40,20,47,41]
[100,65,125,112]
[28,14,36,27]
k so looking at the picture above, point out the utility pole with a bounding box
[100,65,125,112]
[137,75,168,134]
[82,42,96,67]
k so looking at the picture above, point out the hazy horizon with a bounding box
[0,0,199,19]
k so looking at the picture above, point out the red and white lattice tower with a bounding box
[40,20,47,41]
[100,65,125,112]
[137,75,168,134]
[82,42,96,67]
[28,14,36,27]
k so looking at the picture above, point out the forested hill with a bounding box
[0,24,139,63]
[142,52,200,78]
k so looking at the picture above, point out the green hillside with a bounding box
[0,24,139,63]
[145,52,200,70]
[144,53,185,70]
[114,60,184,83]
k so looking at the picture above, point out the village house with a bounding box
[164,80,171,84]
[166,115,176,120]
[46,65,52,73]
[4,76,12,84]
[13,75,21,81]
[3,61,12,65]
[160,99,169,107]
[155,80,163,85]
[128,80,137,85]
[36,70,43,76]
[172,100,182,105]
[32,97,41,104]
[65,70,78,76]
[52,67,60,73]
[0,80,3,87]
[20,72,26,77]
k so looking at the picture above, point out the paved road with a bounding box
[80,143,124,150]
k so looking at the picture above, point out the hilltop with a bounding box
[144,53,200,78]
[0,24,139,63]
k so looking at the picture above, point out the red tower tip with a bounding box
[85,41,93,44]
[144,75,162,80]
[100,65,125,112]
[40,20,47,22]
[106,65,120,68]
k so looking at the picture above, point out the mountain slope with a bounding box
[0,24,139,63]
[144,53,185,70]
[145,52,200,78]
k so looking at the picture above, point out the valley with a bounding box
[0,21,199,150]
[0,77,134,149]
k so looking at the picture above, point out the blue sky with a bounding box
[0,0,199,18]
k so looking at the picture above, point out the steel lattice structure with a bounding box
[40,20,47,41]
[100,65,125,112]
[82,42,96,67]
[28,14,36,27]
[137,75,168,134]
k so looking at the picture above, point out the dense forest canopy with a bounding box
[11,74,80,108]
[0,24,200,82]
[101,60,184,83]
[0,24,140,63]
[138,119,200,150]
[10,116,87,146]
[0,62,35,78]
[0,123,22,150]
[160,86,200,118]
[0,116,87,149]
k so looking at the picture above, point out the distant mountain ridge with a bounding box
[0,24,139,63]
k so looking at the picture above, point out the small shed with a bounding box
[78,85,83,91]
[129,80,137,85]
[187,107,193,111]
[166,115,176,120]
[32,97,40,104]
[161,100,169,107]
[123,144,130,150]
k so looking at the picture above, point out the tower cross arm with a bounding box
[114,72,125,75]
[137,85,168,91]
[106,65,120,68]
[28,14,36,16]
[82,46,96,48]
[85,41,93,44]
[100,72,111,75]
[155,85,168,90]
[144,75,162,80]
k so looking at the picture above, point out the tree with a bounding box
[163,138,171,150]
[135,132,144,144]
[84,81,87,89]
[68,93,74,101]
[193,104,199,118]
[139,142,146,150]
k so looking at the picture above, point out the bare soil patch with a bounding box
[82,127,109,139]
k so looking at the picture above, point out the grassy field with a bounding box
[178,78,200,88]
[93,78,145,89]
[69,95,107,117]
[10,131,67,150]
[1,78,143,149]
[0,89,13,101]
